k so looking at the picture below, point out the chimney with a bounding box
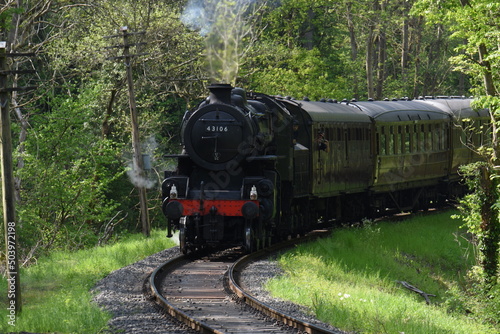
[208,83,233,104]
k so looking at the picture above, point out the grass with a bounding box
[266,210,498,334]
[0,229,176,333]
[1,211,495,333]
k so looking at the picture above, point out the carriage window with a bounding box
[440,124,447,150]
[477,120,483,146]
[376,133,381,155]
[482,121,491,145]
[433,124,441,151]
[417,125,423,152]
[405,125,411,153]
[432,124,437,151]
[411,132,417,152]
[379,127,387,155]
[395,126,402,154]
[344,129,349,160]
[462,120,471,145]
[444,124,449,149]
[386,127,391,154]
[427,124,433,151]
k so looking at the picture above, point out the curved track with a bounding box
[149,231,336,333]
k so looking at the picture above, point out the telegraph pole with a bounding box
[106,27,150,236]
[0,42,21,315]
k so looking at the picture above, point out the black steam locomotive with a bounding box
[162,84,488,253]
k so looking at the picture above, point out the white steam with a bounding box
[126,135,157,190]
[181,0,261,84]
[126,167,156,189]
[170,230,180,245]
[181,0,211,36]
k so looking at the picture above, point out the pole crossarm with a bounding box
[106,53,149,61]
[0,86,37,93]
[104,42,147,49]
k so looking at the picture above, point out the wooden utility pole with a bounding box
[122,27,150,237]
[0,41,21,315]
[106,27,150,236]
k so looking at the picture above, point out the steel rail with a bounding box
[149,230,333,333]
[227,231,336,334]
[149,255,224,334]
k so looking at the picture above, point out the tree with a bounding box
[248,0,470,101]
[413,0,500,284]
[17,84,125,252]
[0,0,212,260]
[245,44,349,100]
[245,0,353,99]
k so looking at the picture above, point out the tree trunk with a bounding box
[376,31,386,100]
[479,164,500,283]
[12,98,28,202]
[366,29,375,99]
[103,87,120,139]
[346,2,359,99]
[401,0,410,83]
[412,16,424,97]
[304,9,314,50]
[401,18,409,72]
[478,43,497,96]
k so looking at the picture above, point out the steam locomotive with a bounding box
[162,84,488,253]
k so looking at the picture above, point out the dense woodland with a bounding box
[0,0,499,301]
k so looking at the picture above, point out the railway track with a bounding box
[149,231,339,333]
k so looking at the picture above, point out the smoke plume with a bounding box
[181,0,260,85]
[126,135,157,190]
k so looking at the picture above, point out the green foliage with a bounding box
[413,0,500,287]
[412,0,500,95]
[472,95,500,114]
[0,7,24,33]
[454,161,500,283]
[261,0,341,50]
[0,229,176,333]
[246,0,471,100]
[243,0,355,99]
[267,211,498,333]
[13,83,126,256]
[453,97,500,286]
[455,162,488,238]
[246,45,351,100]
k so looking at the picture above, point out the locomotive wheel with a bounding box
[245,226,254,253]
[262,228,270,249]
[179,217,187,254]
[179,226,187,254]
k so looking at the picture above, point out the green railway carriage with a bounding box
[279,96,487,220]
[280,99,373,197]
[352,100,453,212]
[421,99,490,181]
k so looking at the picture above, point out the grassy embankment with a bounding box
[0,211,497,333]
[0,229,176,333]
[267,210,498,333]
